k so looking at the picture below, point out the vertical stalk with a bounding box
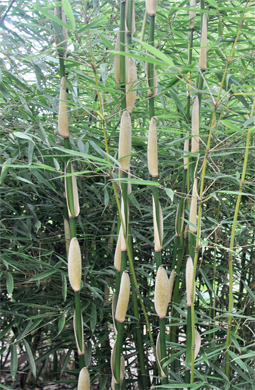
[225,121,252,376]
[128,234,149,389]
[148,15,155,118]
[115,322,124,384]
[185,306,192,383]
[126,0,134,46]
[120,0,126,110]
[170,170,187,371]
[159,318,167,382]
[54,7,85,374]
[190,8,248,382]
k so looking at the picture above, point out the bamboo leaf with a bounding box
[10,344,18,380]
[29,268,58,281]
[6,272,14,296]
[165,188,174,202]
[0,384,13,390]
[99,33,114,50]
[23,339,36,378]
[62,0,76,29]
[58,313,66,335]
[0,158,12,185]
[199,268,213,293]
[133,39,175,67]
[228,350,249,372]
[13,131,34,142]
[33,5,71,29]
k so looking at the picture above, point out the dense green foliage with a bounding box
[1,0,255,389]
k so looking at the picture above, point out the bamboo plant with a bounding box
[54,3,86,384]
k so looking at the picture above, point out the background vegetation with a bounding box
[1,0,255,389]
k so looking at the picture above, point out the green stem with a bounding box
[190,14,247,382]
[59,57,65,78]
[152,179,162,268]
[69,218,76,238]
[120,0,126,110]
[115,321,124,384]
[187,29,194,120]
[197,75,204,107]
[170,170,186,371]
[63,138,75,217]
[159,318,167,381]
[111,170,161,375]
[155,251,161,270]
[126,0,133,45]
[148,15,155,118]
[128,234,149,389]
[225,126,252,377]
[185,306,192,384]
[74,292,83,358]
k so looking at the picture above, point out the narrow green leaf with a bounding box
[221,120,242,133]
[133,39,174,67]
[169,89,186,119]
[207,0,218,7]
[128,192,142,214]
[23,339,36,378]
[165,188,174,202]
[0,82,9,101]
[242,281,255,302]
[99,33,114,50]
[113,50,165,66]
[10,344,18,380]
[90,303,97,333]
[62,0,76,29]
[85,340,92,367]
[199,268,214,293]
[29,268,58,281]
[58,313,66,335]
[28,141,34,165]
[33,6,71,29]
[62,273,67,302]
[154,383,206,388]
[60,347,72,374]
[236,351,255,359]
[104,186,109,208]
[13,131,34,142]
[228,350,248,372]
[0,158,12,185]
[100,376,107,390]
[6,272,14,296]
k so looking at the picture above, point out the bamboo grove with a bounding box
[1,0,255,389]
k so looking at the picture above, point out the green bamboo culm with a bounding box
[185,255,194,384]
[112,27,132,383]
[225,98,255,377]
[187,0,196,119]
[146,0,157,118]
[128,232,150,389]
[146,0,161,272]
[120,0,127,110]
[169,159,187,371]
[147,117,162,269]
[197,12,207,105]
[154,265,169,383]
[54,4,86,374]
[126,0,135,45]
[189,5,250,382]
[114,271,130,388]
